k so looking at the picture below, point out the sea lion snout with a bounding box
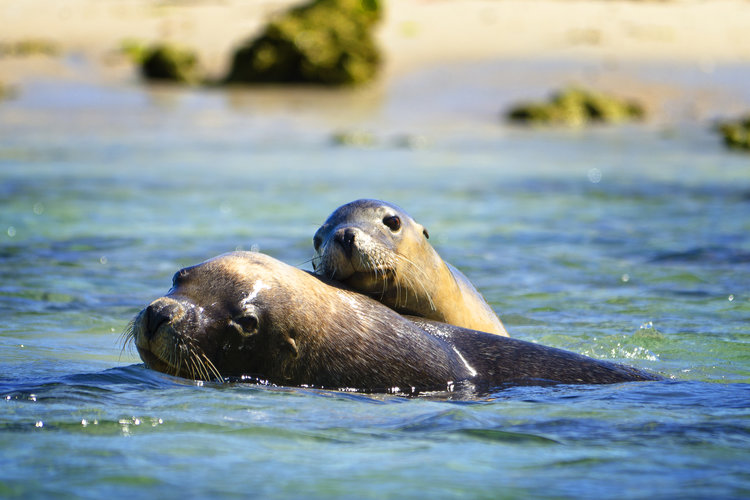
[333,227,358,258]
[143,297,185,339]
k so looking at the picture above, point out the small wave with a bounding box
[0,364,193,403]
[650,246,750,265]
[456,428,560,445]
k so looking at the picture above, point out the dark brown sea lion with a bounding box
[312,199,509,336]
[125,251,659,391]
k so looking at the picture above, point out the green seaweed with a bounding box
[0,39,59,58]
[0,81,17,101]
[507,87,645,126]
[225,0,382,86]
[140,44,201,84]
[717,115,750,151]
[331,130,377,147]
[120,39,149,65]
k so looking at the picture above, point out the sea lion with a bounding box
[312,199,509,336]
[125,251,659,391]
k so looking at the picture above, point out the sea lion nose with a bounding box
[334,227,357,258]
[144,298,183,339]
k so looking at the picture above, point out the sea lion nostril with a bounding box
[334,227,357,258]
[145,300,181,339]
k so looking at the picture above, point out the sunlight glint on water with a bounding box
[1,68,749,499]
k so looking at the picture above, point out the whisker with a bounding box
[188,353,201,380]
[193,349,211,381]
[392,252,435,311]
[118,320,137,360]
[296,256,317,268]
[201,353,224,382]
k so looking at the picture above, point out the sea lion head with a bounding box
[125,252,302,381]
[312,199,435,303]
[126,250,472,390]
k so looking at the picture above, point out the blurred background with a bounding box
[1,1,749,499]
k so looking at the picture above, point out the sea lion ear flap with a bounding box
[284,336,299,359]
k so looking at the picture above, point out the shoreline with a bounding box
[1,0,750,85]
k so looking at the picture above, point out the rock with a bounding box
[225,0,382,86]
[140,44,201,84]
[717,116,750,151]
[507,87,645,126]
[331,130,377,147]
[0,81,17,100]
[120,39,149,65]
[0,39,59,58]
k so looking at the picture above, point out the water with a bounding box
[1,60,749,499]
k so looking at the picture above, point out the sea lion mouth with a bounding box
[126,309,224,382]
[136,345,175,375]
[134,336,224,382]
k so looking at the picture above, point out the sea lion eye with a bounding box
[172,269,188,287]
[383,215,401,232]
[422,228,429,239]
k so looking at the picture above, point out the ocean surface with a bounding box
[1,59,749,499]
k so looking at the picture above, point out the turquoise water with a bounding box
[2,61,750,499]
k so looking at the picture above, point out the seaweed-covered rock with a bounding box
[140,44,201,83]
[0,81,18,101]
[507,88,645,126]
[225,0,382,86]
[331,130,377,147]
[120,39,149,65]
[0,39,59,58]
[717,115,750,151]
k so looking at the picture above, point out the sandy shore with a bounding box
[1,0,750,84]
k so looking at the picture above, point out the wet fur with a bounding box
[127,252,659,391]
[312,199,509,336]
[409,317,659,385]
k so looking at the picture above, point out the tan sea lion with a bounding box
[125,251,659,391]
[312,199,509,336]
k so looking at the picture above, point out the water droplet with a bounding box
[587,168,602,183]
[100,256,108,265]
[29,394,37,402]
[7,226,16,238]
[219,203,232,215]
[32,202,44,215]
[250,244,260,252]
[728,294,734,302]
[35,421,43,428]
[621,273,630,283]
[81,419,88,427]
[639,321,654,330]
